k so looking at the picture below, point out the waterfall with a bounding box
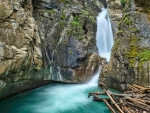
[96,8,113,61]
[86,66,102,85]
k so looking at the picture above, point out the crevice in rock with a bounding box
[82,20,88,34]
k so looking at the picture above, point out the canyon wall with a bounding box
[100,0,150,90]
[0,0,105,101]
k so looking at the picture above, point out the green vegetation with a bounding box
[117,30,123,35]
[89,16,96,23]
[61,12,66,20]
[130,28,140,33]
[69,15,83,38]
[82,10,89,16]
[69,50,73,54]
[120,0,126,4]
[125,35,139,66]
[138,50,150,61]
[77,36,83,41]
[59,21,65,27]
[59,0,69,4]
[124,12,131,17]
[113,40,120,50]
[124,17,132,25]
[47,9,56,14]
[81,10,96,23]
[70,20,81,28]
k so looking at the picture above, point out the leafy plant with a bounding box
[47,9,56,14]
[124,17,132,25]
[117,30,123,35]
[77,36,83,41]
[89,16,96,23]
[69,50,73,54]
[120,0,126,4]
[82,10,89,16]
[61,12,66,20]
[138,50,150,61]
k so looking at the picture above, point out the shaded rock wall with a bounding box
[100,0,150,90]
[0,0,105,101]
[33,0,103,83]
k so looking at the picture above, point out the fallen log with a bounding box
[88,82,150,113]
[126,97,150,110]
[126,102,150,112]
[122,106,131,113]
[88,92,106,98]
[105,90,124,113]
[102,98,116,113]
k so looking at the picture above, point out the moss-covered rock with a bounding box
[100,0,150,90]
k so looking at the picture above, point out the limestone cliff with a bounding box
[100,0,150,90]
[0,0,105,101]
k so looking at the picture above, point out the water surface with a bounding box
[0,83,111,113]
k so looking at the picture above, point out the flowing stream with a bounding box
[0,8,115,113]
[0,73,115,113]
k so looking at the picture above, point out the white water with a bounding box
[96,8,113,61]
[31,71,101,113]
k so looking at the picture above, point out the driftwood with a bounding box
[103,98,116,113]
[88,82,150,113]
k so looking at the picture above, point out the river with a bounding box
[0,72,114,113]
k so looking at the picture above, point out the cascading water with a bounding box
[96,8,113,61]
[0,9,115,113]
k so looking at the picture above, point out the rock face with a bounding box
[100,0,150,90]
[0,0,105,101]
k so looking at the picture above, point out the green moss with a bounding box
[89,16,96,23]
[70,20,81,28]
[117,30,123,35]
[61,12,66,20]
[125,36,139,66]
[47,9,56,14]
[77,36,83,41]
[124,17,132,25]
[81,10,96,23]
[120,0,126,4]
[69,15,82,36]
[130,28,140,33]
[113,40,120,50]
[138,50,150,61]
[124,12,131,17]
[59,0,69,4]
[118,20,122,29]
[67,29,72,36]
[69,50,73,54]
[82,10,89,16]
[59,21,65,27]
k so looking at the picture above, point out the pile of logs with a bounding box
[88,82,150,113]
